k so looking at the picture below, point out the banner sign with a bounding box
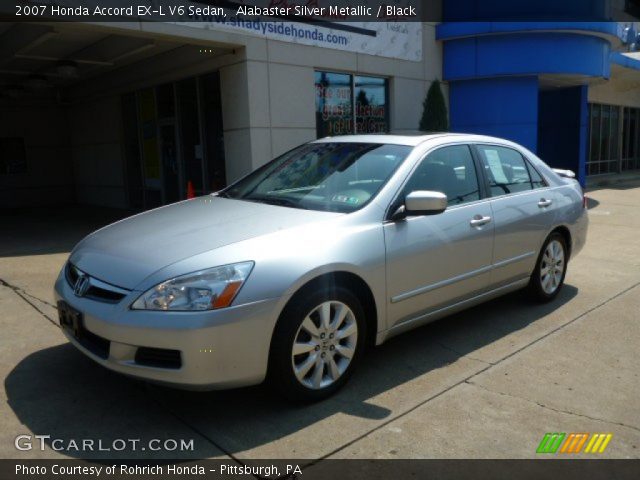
[172,1,423,62]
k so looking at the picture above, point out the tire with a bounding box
[268,286,367,402]
[528,232,568,302]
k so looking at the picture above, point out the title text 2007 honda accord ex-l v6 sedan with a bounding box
[55,133,588,400]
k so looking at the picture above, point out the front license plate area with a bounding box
[58,301,83,340]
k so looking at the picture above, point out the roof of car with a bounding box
[313,132,513,147]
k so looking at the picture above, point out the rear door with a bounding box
[384,144,495,328]
[474,144,557,287]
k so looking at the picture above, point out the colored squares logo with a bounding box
[584,433,613,453]
[537,433,565,453]
[560,433,589,453]
[536,433,612,454]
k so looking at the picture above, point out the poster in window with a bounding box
[315,71,353,137]
[355,76,389,133]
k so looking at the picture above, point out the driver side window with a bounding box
[403,145,481,207]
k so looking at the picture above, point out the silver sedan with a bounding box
[54,134,588,400]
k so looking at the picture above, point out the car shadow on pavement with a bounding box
[586,197,600,209]
[5,285,578,460]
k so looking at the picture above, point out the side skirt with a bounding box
[376,278,530,345]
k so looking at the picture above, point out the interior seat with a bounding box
[407,162,461,201]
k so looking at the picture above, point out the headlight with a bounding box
[131,262,254,311]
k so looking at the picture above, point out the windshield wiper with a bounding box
[245,195,309,210]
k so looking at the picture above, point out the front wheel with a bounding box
[268,287,366,402]
[528,232,568,302]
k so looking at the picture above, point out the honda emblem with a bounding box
[73,274,90,297]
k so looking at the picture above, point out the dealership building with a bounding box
[2,1,640,209]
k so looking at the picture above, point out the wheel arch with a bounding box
[549,225,572,260]
[273,271,379,350]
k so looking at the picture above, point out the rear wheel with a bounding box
[528,232,568,302]
[268,286,366,401]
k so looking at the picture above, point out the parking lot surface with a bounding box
[1,181,639,461]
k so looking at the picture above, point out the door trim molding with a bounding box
[390,251,535,304]
[390,264,492,303]
[388,277,530,334]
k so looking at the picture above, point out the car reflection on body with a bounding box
[55,133,588,400]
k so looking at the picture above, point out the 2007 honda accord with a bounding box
[55,133,588,400]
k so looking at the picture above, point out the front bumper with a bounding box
[54,271,283,390]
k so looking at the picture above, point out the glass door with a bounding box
[123,71,226,208]
[622,107,639,172]
[177,77,205,196]
[200,72,226,192]
[158,121,181,205]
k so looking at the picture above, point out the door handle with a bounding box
[470,215,492,227]
[538,198,553,208]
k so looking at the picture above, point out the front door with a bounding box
[384,144,495,328]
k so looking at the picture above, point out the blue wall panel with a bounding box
[449,77,539,151]
[443,33,610,81]
[437,22,621,41]
[441,1,617,183]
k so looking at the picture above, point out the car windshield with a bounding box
[219,142,411,213]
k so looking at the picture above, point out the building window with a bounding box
[315,71,389,138]
[589,103,640,175]
[588,103,621,175]
[355,75,389,134]
[315,71,353,137]
[622,107,640,171]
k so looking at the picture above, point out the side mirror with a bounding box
[406,190,448,215]
[392,191,447,220]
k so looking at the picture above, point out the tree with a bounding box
[419,81,448,132]
[356,89,370,107]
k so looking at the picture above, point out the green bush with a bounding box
[419,81,449,132]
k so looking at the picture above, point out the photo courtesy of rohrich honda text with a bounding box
[0,0,638,479]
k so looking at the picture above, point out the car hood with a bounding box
[69,197,340,290]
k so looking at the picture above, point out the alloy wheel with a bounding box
[291,301,358,389]
[540,239,565,294]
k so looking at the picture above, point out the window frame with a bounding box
[315,70,390,137]
[385,143,488,221]
[471,143,549,199]
[523,158,548,189]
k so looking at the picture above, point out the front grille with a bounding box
[65,263,128,303]
[66,262,79,285]
[135,347,182,369]
[85,286,125,302]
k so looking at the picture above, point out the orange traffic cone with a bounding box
[186,181,195,199]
